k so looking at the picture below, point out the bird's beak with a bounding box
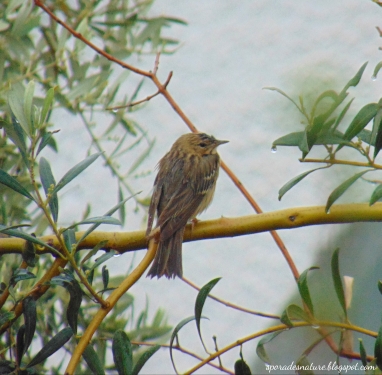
[215,139,229,146]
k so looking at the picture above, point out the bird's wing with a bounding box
[157,155,219,241]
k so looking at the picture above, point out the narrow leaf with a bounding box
[88,251,117,273]
[296,355,314,375]
[0,226,60,255]
[23,296,37,354]
[52,153,102,195]
[66,279,82,334]
[77,194,139,245]
[39,157,58,222]
[169,317,199,374]
[0,169,35,201]
[279,166,329,200]
[40,87,54,126]
[374,108,382,158]
[195,277,221,351]
[16,325,26,366]
[359,338,367,367]
[80,240,108,266]
[263,87,302,113]
[26,327,73,367]
[337,103,379,152]
[102,266,109,290]
[22,239,37,267]
[24,80,35,133]
[273,131,304,147]
[331,248,347,317]
[63,216,121,232]
[375,324,382,370]
[36,132,55,156]
[326,169,372,213]
[132,345,160,375]
[344,62,368,90]
[82,343,105,375]
[10,269,36,285]
[63,228,76,253]
[297,267,319,315]
[8,88,30,136]
[112,330,133,375]
[256,331,283,364]
[4,116,28,165]
[280,304,311,327]
[332,98,354,131]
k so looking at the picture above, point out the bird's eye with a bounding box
[199,142,206,148]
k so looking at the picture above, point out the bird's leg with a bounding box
[146,227,161,243]
[191,218,200,232]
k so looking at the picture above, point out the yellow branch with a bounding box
[64,239,157,375]
[2,202,382,255]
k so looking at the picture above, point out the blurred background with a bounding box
[47,0,382,373]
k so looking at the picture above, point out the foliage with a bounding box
[2,0,382,374]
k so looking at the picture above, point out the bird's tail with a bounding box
[147,228,184,279]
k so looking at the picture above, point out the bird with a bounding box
[146,132,228,279]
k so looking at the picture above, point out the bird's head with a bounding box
[174,133,229,156]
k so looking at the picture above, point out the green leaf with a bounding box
[234,359,251,375]
[359,338,367,367]
[132,345,160,375]
[63,216,121,232]
[65,279,82,334]
[4,115,27,160]
[331,248,347,317]
[82,343,105,375]
[102,265,109,290]
[373,61,382,80]
[10,269,36,285]
[373,108,382,158]
[296,355,314,375]
[375,323,382,370]
[36,132,55,156]
[23,296,37,354]
[0,169,35,201]
[337,103,379,151]
[80,240,109,266]
[24,80,35,134]
[0,226,60,255]
[0,311,15,326]
[63,228,76,253]
[280,304,311,327]
[326,169,372,213]
[278,166,329,200]
[26,327,73,368]
[297,267,319,315]
[256,331,283,364]
[112,330,133,375]
[52,153,102,195]
[169,317,198,374]
[40,87,55,126]
[22,239,37,267]
[332,98,354,131]
[16,325,26,365]
[8,87,30,136]
[195,277,221,351]
[88,250,117,273]
[77,194,139,245]
[263,87,302,113]
[344,62,368,90]
[39,157,58,222]
[378,280,382,295]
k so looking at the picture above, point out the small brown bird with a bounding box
[146,133,228,279]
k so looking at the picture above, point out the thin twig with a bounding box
[182,277,280,319]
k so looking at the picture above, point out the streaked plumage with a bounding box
[146,133,228,279]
